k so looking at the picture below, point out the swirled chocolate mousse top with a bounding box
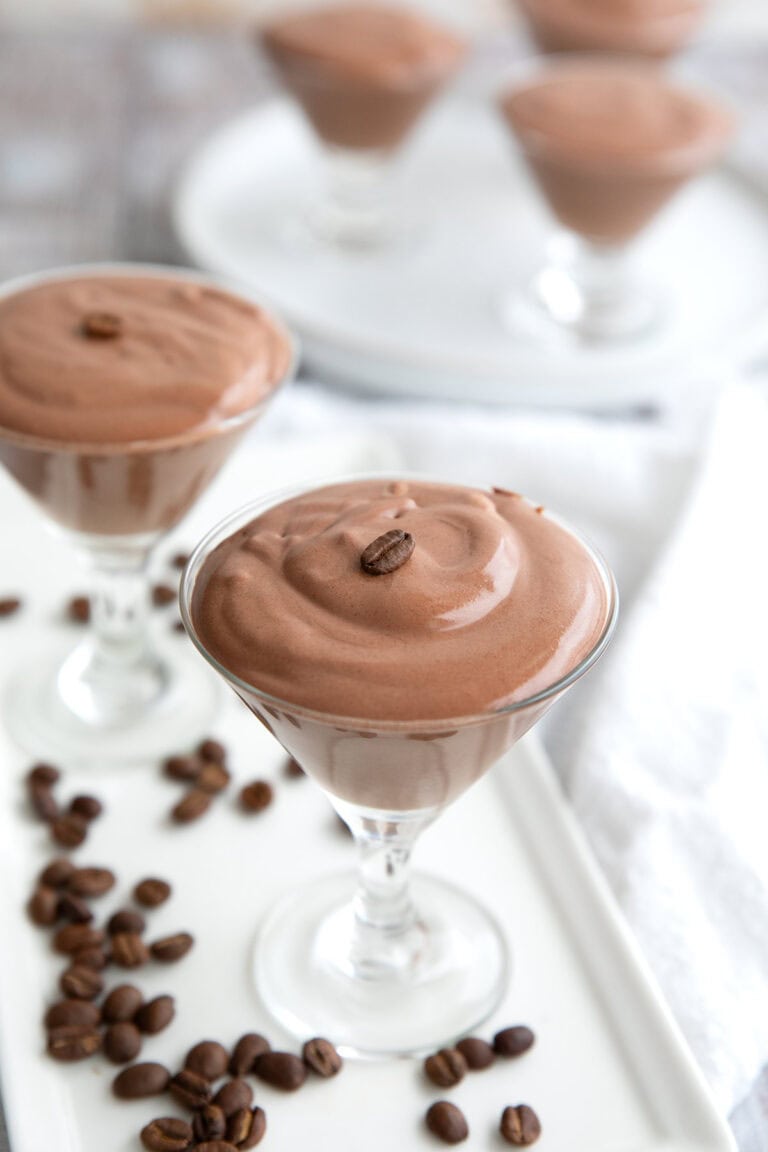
[0,274,291,444]
[191,479,610,722]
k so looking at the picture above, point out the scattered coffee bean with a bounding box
[255,1051,307,1092]
[67,866,116,897]
[108,908,146,935]
[27,763,61,788]
[185,1039,229,1081]
[40,857,76,889]
[150,932,193,963]
[193,1104,227,1142]
[172,619,186,634]
[102,984,144,1023]
[424,1048,467,1088]
[82,310,123,339]
[47,1024,102,1062]
[198,738,226,764]
[135,995,175,1036]
[57,892,94,924]
[134,877,172,908]
[69,795,103,821]
[28,781,59,822]
[60,964,104,1000]
[44,999,101,1030]
[27,885,60,926]
[283,757,304,779]
[71,946,107,970]
[171,789,211,824]
[113,1062,171,1099]
[169,1067,212,1109]
[425,1101,469,1145]
[229,1033,271,1076]
[302,1037,342,1078]
[140,1117,194,1152]
[67,595,91,624]
[170,552,190,570]
[214,1079,253,1117]
[197,761,231,794]
[239,781,273,814]
[163,755,200,782]
[361,529,415,576]
[111,932,150,968]
[455,1037,495,1070]
[493,1026,535,1058]
[227,1106,266,1149]
[50,813,88,848]
[104,1021,143,1064]
[0,596,21,617]
[500,1105,541,1146]
[152,584,177,608]
[53,923,105,955]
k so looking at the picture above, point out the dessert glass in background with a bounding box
[0,265,295,764]
[258,3,466,247]
[181,477,618,1056]
[515,0,706,59]
[497,56,733,343]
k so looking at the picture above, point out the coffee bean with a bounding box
[27,762,60,787]
[102,984,144,1023]
[68,866,116,897]
[172,619,186,634]
[29,782,59,822]
[47,1024,102,1062]
[134,877,172,908]
[169,1067,212,1109]
[44,999,101,1029]
[229,1033,271,1076]
[185,1039,229,1081]
[302,1037,342,1078]
[0,596,21,617]
[239,781,273,814]
[255,1051,306,1092]
[493,1026,535,1058]
[455,1037,495,1070]
[67,595,91,623]
[152,583,177,607]
[140,1117,194,1152]
[227,1107,266,1149]
[198,738,226,764]
[111,932,150,968]
[57,892,94,924]
[151,932,193,963]
[360,529,415,576]
[50,813,88,848]
[82,310,122,339]
[104,1021,143,1064]
[69,795,103,821]
[113,1062,171,1099]
[163,755,200,782]
[40,857,75,888]
[108,909,146,935]
[500,1105,541,1146]
[72,946,107,970]
[192,1105,227,1142]
[195,1144,238,1152]
[425,1101,469,1145]
[170,552,190,570]
[27,885,60,926]
[197,762,231,794]
[135,995,175,1035]
[213,1079,253,1117]
[60,965,104,1000]
[171,789,211,823]
[53,923,105,954]
[283,757,304,779]
[424,1048,467,1088]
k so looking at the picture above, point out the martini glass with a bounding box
[180,480,618,1057]
[0,264,296,764]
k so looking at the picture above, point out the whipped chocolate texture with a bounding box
[191,479,610,723]
[517,0,705,58]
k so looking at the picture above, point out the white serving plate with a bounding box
[0,437,734,1152]
[174,96,768,411]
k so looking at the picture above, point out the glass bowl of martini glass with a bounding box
[182,477,618,1056]
[0,264,295,764]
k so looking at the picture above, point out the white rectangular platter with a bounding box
[0,434,735,1152]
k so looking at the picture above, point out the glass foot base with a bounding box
[254,871,509,1058]
[4,639,221,766]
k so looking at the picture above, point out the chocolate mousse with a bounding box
[517,0,705,58]
[499,62,732,244]
[259,4,466,152]
[0,272,292,535]
[188,480,614,811]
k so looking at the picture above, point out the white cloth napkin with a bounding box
[258,378,768,1117]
